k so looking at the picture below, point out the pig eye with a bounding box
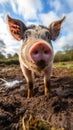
[45,32,50,39]
[24,31,31,41]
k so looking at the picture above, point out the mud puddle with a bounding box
[0,64,73,130]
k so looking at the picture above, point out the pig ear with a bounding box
[48,16,66,41]
[7,14,27,41]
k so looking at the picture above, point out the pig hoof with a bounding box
[45,92,49,96]
[27,93,32,98]
[28,89,33,98]
[44,88,50,96]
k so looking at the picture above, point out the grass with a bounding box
[0,57,19,65]
[53,61,73,69]
[21,114,65,130]
[0,58,73,68]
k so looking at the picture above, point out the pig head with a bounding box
[7,15,65,97]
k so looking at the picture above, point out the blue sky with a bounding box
[0,0,73,55]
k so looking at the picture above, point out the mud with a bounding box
[0,64,73,130]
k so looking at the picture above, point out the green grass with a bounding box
[0,57,19,65]
[53,61,73,69]
[0,57,73,71]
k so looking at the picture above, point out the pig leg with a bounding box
[20,64,33,98]
[44,78,51,95]
[44,66,52,95]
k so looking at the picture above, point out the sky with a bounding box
[0,0,73,55]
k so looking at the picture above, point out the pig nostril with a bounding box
[34,50,38,55]
[44,50,49,54]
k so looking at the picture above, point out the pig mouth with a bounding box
[36,60,47,70]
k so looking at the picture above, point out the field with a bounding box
[0,62,73,130]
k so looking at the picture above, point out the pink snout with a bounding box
[29,41,53,68]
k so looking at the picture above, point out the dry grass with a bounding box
[21,114,65,130]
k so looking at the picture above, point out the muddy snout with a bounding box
[36,59,46,69]
[29,41,52,69]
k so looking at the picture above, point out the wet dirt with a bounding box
[0,64,73,130]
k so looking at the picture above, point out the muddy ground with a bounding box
[0,64,73,130]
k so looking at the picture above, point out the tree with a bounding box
[13,53,18,57]
[0,52,5,59]
[7,53,12,58]
[62,44,73,53]
[0,40,6,56]
[54,44,73,62]
[54,51,63,62]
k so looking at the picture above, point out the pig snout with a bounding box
[29,41,53,69]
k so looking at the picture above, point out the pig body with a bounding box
[7,15,65,97]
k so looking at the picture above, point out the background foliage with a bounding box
[0,43,73,64]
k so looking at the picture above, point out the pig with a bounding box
[7,15,65,98]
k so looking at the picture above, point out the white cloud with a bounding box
[0,14,20,55]
[49,0,62,12]
[5,45,19,55]
[56,12,73,49]
[10,0,17,14]
[63,12,73,33]
[39,11,58,26]
[10,0,43,20]
[0,0,8,4]
[0,14,16,45]
[0,0,43,20]
[48,0,73,15]
[65,0,73,11]
[0,0,73,55]
[56,33,73,48]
